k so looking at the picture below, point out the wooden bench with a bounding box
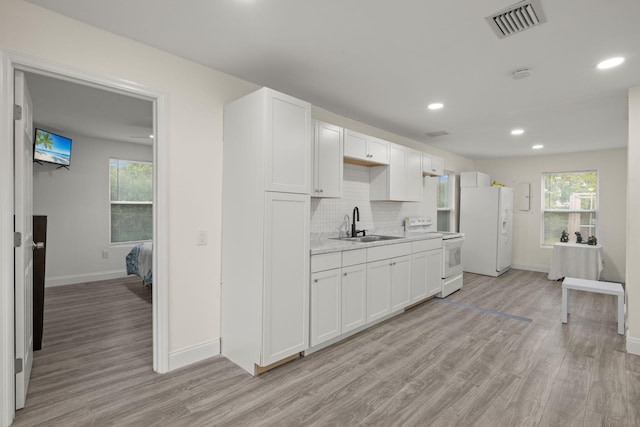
[561,277,624,335]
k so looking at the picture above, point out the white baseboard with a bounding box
[627,336,640,356]
[168,338,220,371]
[45,270,129,287]
[511,264,550,273]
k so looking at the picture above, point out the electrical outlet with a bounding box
[197,230,208,246]
[102,249,109,259]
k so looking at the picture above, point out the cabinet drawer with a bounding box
[412,238,442,253]
[367,242,412,263]
[311,252,341,273]
[342,248,367,267]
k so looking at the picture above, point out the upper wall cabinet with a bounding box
[370,143,423,202]
[265,90,312,194]
[344,129,390,166]
[312,121,343,198]
[422,153,444,176]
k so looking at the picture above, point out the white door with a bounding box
[390,255,411,311]
[341,264,366,333]
[410,252,428,303]
[14,70,34,410]
[262,192,310,366]
[310,269,341,347]
[497,187,514,271]
[366,260,391,323]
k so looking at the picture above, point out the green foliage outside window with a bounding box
[110,160,153,243]
[542,171,597,245]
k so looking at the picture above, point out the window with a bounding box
[542,171,597,245]
[110,159,153,243]
[437,172,456,232]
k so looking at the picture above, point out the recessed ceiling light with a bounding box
[511,129,525,135]
[428,103,444,110]
[149,134,154,139]
[597,57,625,70]
[532,144,543,149]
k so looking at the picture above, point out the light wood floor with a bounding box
[13,270,640,426]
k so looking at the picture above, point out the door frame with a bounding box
[0,50,170,426]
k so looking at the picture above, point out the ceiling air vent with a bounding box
[486,0,547,39]
[424,131,449,138]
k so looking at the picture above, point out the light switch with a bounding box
[197,230,208,246]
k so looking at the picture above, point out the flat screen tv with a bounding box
[33,128,72,167]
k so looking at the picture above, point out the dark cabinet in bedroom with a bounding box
[33,215,47,351]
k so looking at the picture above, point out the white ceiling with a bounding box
[24,72,153,145]
[26,0,640,159]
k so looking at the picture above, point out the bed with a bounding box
[125,242,153,285]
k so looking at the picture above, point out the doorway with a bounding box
[0,51,169,425]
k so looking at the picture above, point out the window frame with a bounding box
[436,171,457,232]
[109,158,153,245]
[540,170,598,247]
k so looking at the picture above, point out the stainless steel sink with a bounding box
[331,235,403,243]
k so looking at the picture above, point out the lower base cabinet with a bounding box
[366,260,392,322]
[310,269,342,347]
[341,264,367,333]
[391,255,412,311]
[310,238,442,349]
[411,248,443,302]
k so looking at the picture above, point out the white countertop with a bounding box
[310,231,443,255]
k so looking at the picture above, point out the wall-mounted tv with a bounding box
[33,128,72,167]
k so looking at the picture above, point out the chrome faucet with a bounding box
[351,207,365,237]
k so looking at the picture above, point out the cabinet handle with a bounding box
[314,279,318,283]
[319,189,323,193]
[343,273,347,276]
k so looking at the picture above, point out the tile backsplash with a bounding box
[310,163,437,239]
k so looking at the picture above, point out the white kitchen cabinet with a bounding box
[422,153,444,176]
[407,149,423,201]
[371,144,423,202]
[366,259,392,322]
[310,268,342,347]
[425,248,443,297]
[312,121,343,198]
[390,255,412,311]
[411,239,443,302]
[344,129,390,165]
[341,263,367,333]
[222,87,311,375]
[411,251,429,303]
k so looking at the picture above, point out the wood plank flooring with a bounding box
[13,270,640,426]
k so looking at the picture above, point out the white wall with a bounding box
[0,0,259,354]
[476,148,627,283]
[312,106,475,173]
[627,87,640,354]
[33,134,152,286]
[311,163,438,237]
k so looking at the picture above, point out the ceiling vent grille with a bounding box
[486,0,547,39]
[424,131,449,138]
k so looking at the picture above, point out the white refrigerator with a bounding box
[460,186,514,277]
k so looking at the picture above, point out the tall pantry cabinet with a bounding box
[222,88,311,375]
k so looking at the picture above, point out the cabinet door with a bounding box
[407,149,423,202]
[388,144,408,201]
[265,90,311,194]
[426,249,443,297]
[342,264,367,333]
[411,251,429,303]
[368,137,390,165]
[391,255,412,311]
[422,153,433,175]
[263,192,310,365]
[366,260,392,323]
[344,129,368,161]
[430,156,444,176]
[310,269,342,347]
[313,121,343,198]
